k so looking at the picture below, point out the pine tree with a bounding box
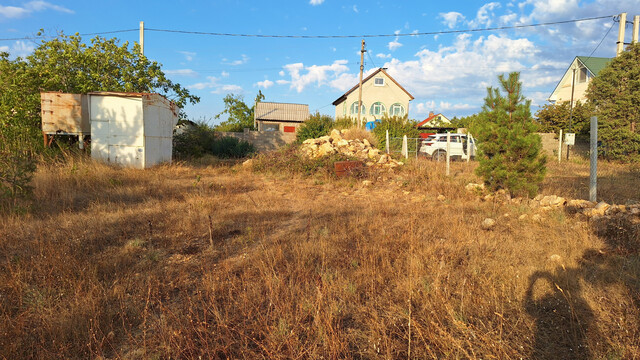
[473,72,546,197]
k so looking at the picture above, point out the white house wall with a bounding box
[334,71,411,122]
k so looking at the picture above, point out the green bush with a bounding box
[0,125,37,205]
[173,122,255,159]
[371,114,420,150]
[251,144,358,177]
[296,112,335,143]
[472,72,546,197]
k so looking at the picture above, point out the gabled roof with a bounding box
[576,56,611,77]
[548,56,612,101]
[416,113,450,128]
[332,68,415,106]
[255,102,309,122]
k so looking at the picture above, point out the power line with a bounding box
[586,19,616,59]
[0,15,614,43]
[144,15,614,39]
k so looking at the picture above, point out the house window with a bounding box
[374,77,384,86]
[370,102,386,117]
[390,103,405,116]
[350,101,366,115]
[263,123,279,131]
[578,67,588,83]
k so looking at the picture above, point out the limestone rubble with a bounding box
[300,129,404,168]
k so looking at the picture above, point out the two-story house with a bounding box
[548,56,611,105]
[332,68,414,127]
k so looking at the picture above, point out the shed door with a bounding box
[109,145,144,168]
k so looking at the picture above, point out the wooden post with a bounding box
[617,13,627,56]
[139,21,145,56]
[357,39,365,128]
[558,129,563,163]
[402,135,408,159]
[633,15,639,44]
[385,129,389,154]
[446,133,450,176]
[589,116,597,202]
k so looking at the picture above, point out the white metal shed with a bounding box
[89,92,178,168]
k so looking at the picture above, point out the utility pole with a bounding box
[357,39,365,128]
[139,21,145,56]
[567,67,576,160]
[616,13,627,56]
[633,15,639,44]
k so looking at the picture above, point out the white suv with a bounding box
[418,133,477,161]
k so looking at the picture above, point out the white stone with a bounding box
[481,218,496,230]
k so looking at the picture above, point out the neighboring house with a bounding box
[416,112,451,128]
[548,56,612,104]
[416,111,455,137]
[332,68,414,125]
[254,102,310,133]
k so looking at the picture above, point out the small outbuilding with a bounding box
[89,92,178,168]
[254,102,309,133]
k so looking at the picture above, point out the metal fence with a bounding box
[388,137,421,159]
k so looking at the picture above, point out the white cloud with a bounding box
[278,70,285,76]
[468,2,501,28]
[255,79,274,89]
[376,53,391,59]
[221,71,230,77]
[189,76,243,94]
[309,0,324,5]
[353,5,359,13]
[178,51,196,62]
[415,101,474,115]
[388,38,402,51]
[0,1,73,18]
[280,60,352,93]
[165,69,198,77]
[276,79,289,85]
[0,41,35,58]
[439,12,465,29]
[224,54,249,66]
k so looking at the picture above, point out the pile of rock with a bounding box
[464,182,640,222]
[300,129,404,168]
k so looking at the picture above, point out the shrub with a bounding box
[0,125,37,206]
[173,121,255,159]
[334,116,356,130]
[472,72,546,197]
[296,112,334,143]
[371,114,420,150]
[251,144,358,177]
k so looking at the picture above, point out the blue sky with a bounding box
[1,0,639,124]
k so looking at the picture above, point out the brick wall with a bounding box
[218,129,296,152]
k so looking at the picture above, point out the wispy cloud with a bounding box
[279,60,352,92]
[353,5,359,13]
[0,40,36,58]
[222,54,249,66]
[309,0,324,5]
[189,76,243,94]
[439,12,465,29]
[165,69,199,77]
[178,51,196,62]
[387,30,403,51]
[0,1,73,19]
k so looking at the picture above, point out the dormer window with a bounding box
[374,77,384,86]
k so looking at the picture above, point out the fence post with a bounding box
[558,129,563,163]
[402,135,408,159]
[589,116,597,202]
[446,132,451,176]
[466,133,471,163]
[386,129,390,154]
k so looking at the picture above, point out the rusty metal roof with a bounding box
[255,102,309,122]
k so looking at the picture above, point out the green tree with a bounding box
[586,43,640,161]
[215,91,265,132]
[472,72,546,197]
[371,114,420,151]
[534,101,593,135]
[295,112,335,143]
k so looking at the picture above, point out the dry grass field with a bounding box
[0,153,639,359]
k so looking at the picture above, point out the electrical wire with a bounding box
[586,19,617,59]
[143,15,614,39]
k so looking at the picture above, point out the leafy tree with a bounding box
[0,32,198,205]
[534,101,593,135]
[450,114,480,130]
[586,43,640,162]
[295,112,335,143]
[371,114,420,151]
[472,72,546,197]
[215,91,265,132]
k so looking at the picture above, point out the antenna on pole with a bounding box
[139,21,145,56]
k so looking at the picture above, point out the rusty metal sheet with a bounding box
[41,92,90,135]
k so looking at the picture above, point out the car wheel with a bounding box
[432,150,446,162]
